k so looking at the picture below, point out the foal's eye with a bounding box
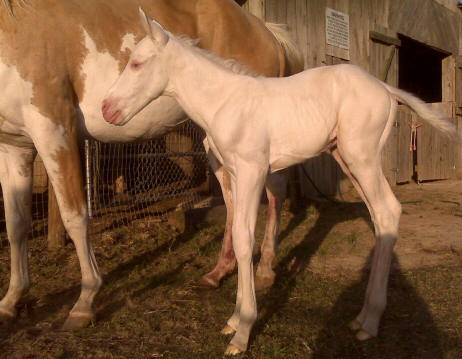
[130,61,142,70]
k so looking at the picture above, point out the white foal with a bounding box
[102,9,458,355]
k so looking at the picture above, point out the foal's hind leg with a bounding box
[255,171,286,290]
[334,145,401,340]
[0,144,35,321]
[200,148,236,288]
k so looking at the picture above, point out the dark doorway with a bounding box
[398,35,448,103]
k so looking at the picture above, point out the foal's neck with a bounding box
[165,39,245,132]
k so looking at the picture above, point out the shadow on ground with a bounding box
[253,200,444,358]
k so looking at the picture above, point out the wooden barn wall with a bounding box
[252,0,461,197]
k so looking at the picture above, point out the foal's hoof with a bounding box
[221,324,236,335]
[255,274,275,291]
[62,313,94,331]
[198,273,220,288]
[225,344,244,356]
[356,329,374,341]
[348,319,362,331]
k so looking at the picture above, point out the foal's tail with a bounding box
[383,83,459,142]
[265,23,304,76]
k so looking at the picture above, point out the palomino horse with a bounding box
[102,12,458,355]
[0,0,302,330]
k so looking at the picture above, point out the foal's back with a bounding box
[244,65,394,171]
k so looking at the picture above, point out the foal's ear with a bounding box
[138,7,169,46]
[139,7,153,39]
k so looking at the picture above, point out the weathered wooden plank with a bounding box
[33,155,48,193]
[442,55,455,103]
[306,0,327,68]
[264,0,278,23]
[369,31,401,47]
[389,0,458,54]
[48,183,66,249]
[417,102,455,181]
[455,56,462,116]
[381,116,398,186]
[397,107,413,183]
[457,116,462,179]
[294,0,308,67]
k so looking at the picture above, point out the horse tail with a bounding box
[265,23,304,76]
[382,83,459,142]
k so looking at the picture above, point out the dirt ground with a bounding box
[0,180,461,358]
[299,180,462,275]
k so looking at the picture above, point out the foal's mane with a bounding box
[176,35,258,77]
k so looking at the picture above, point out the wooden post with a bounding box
[47,182,66,249]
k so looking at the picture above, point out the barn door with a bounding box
[416,102,456,181]
[456,56,462,178]
[415,55,456,182]
[369,27,412,185]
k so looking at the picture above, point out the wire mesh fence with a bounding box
[0,120,210,245]
[86,120,210,237]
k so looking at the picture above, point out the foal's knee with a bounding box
[232,229,253,262]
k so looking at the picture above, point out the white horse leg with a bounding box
[331,149,375,223]
[31,121,102,330]
[255,171,286,290]
[0,144,35,321]
[200,148,236,287]
[336,146,401,340]
[223,162,266,355]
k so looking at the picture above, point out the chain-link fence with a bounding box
[0,120,210,243]
[86,120,210,236]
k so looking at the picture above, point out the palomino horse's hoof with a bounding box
[356,329,374,341]
[348,319,362,331]
[0,308,16,325]
[255,274,275,291]
[198,274,220,288]
[221,324,236,335]
[225,344,244,356]
[62,313,94,331]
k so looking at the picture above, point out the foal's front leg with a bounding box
[221,162,267,355]
[200,142,286,289]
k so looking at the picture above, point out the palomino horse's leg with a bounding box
[255,171,286,290]
[30,119,102,330]
[200,147,236,288]
[0,144,35,321]
[222,161,267,355]
[334,144,401,341]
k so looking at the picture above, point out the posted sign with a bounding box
[326,8,350,50]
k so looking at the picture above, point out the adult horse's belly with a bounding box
[79,96,186,143]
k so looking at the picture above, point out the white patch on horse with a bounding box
[79,29,121,122]
[0,59,32,130]
[120,33,136,53]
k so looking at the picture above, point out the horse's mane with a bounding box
[176,35,259,77]
[1,0,28,17]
